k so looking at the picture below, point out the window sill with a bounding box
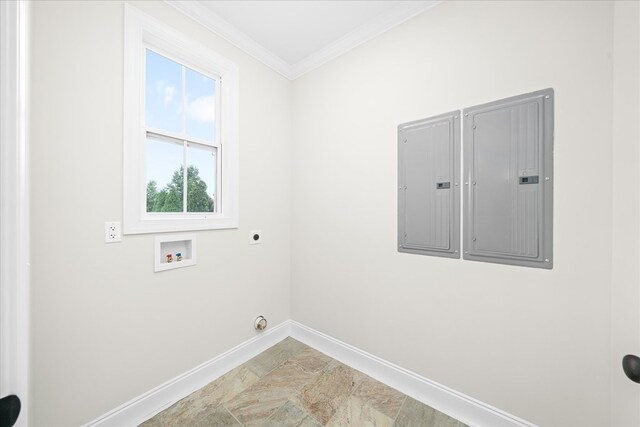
[123,216,238,235]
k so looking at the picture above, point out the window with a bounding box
[124,5,238,234]
[144,50,219,214]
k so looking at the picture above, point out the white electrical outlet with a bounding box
[104,221,122,243]
[249,230,262,245]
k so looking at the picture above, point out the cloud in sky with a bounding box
[163,85,176,108]
[187,96,215,124]
[153,79,177,108]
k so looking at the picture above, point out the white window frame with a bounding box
[123,4,238,234]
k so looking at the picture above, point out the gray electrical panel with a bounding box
[463,89,553,269]
[398,111,461,258]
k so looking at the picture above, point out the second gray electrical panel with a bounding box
[398,111,461,258]
[463,89,554,269]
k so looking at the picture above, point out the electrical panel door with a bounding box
[463,89,553,268]
[398,111,460,258]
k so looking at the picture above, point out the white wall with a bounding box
[291,1,614,426]
[29,1,292,425]
[611,2,640,426]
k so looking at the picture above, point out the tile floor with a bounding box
[139,337,467,426]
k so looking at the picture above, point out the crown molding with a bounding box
[164,0,292,78]
[289,1,441,79]
[165,0,442,80]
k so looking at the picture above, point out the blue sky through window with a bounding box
[145,50,182,134]
[186,68,216,142]
[146,137,182,191]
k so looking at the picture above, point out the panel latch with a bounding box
[519,176,539,185]
[436,182,450,189]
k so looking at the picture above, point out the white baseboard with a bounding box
[84,319,533,427]
[82,321,292,427]
[288,321,534,427]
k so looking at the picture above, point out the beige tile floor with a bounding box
[139,338,467,427]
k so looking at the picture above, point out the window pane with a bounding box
[146,136,184,212]
[187,144,217,212]
[185,67,216,143]
[145,49,183,134]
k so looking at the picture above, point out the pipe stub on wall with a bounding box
[254,316,267,332]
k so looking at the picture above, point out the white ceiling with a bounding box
[199,1,428,65]
[166,1,441,80]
